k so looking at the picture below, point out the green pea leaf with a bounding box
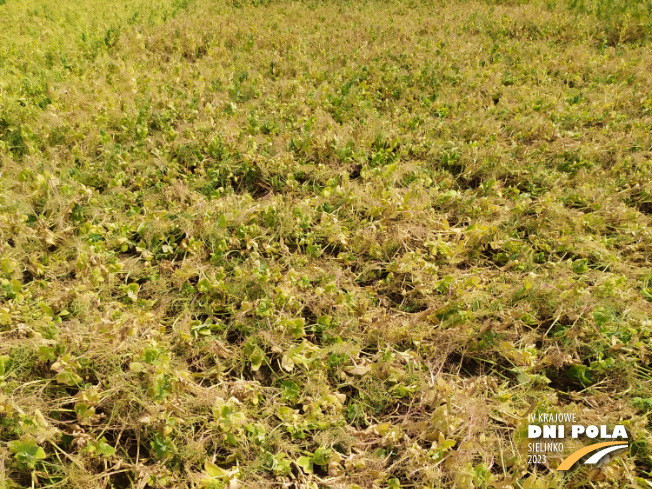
[280,380,300,402]
[296,455,314,474]
[313,447,331,466]
[8,438,46,469]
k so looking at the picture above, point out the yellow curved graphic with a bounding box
[557,441,627,471]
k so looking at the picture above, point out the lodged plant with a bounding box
[1,0,652,487]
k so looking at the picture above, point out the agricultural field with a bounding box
[2,0,652,487]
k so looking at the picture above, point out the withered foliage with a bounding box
[1,0,652,487]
